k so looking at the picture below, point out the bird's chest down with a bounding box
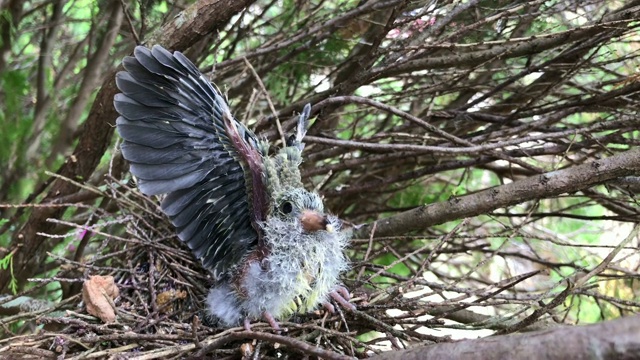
[205,226,348,326]
[241,235,346,318]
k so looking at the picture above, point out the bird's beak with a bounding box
[300,210,332,233]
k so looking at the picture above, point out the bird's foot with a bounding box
[322,301,336,313]
[243,312,282,333]
[263,311,282,332]
[324,285,356,312]
[335,285,351,302]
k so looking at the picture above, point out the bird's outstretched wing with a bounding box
[114,45,266,277]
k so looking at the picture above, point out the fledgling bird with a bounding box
[114,45,353,329]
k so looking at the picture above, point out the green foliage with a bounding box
[0,218,18,295]
[373,251,412,280]
[0,246,18,295]
[0,218,8,248]
[0,9,16,48]
[0,69,35,199]
[62,0,95,36]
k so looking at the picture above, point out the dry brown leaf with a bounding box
[82,275,119,323]
[156,289,187,313]
[240,342,254,359]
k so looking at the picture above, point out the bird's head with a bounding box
[273,187,335,233]
[261,104,335,234]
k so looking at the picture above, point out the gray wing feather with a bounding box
[114,45,262,276]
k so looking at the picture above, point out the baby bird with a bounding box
[114,45,353,329]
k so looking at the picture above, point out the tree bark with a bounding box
[369,314,640,360]
[355,147,640,239]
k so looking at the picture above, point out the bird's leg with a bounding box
[322,286,356,313]
[330,286,356,311]
[335,285,351,301]
[243,314,281,332]
[262,311,282,332]
[322,301,336,313]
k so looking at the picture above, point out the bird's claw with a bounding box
[322,301,336,313]
[243,312,282,333]
[335,285,351,301]
[328,286,356,311]
[262,311,282,333]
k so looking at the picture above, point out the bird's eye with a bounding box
[281,201,293,214]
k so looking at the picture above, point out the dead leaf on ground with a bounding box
[82,275,120,323]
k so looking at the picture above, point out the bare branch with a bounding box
[356,148,640,239]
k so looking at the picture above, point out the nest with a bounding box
[0,176,447,359]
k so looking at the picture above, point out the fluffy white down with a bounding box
[206,215,349,326]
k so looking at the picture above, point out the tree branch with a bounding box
[368,314,640,360]
[355,147,640,239]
